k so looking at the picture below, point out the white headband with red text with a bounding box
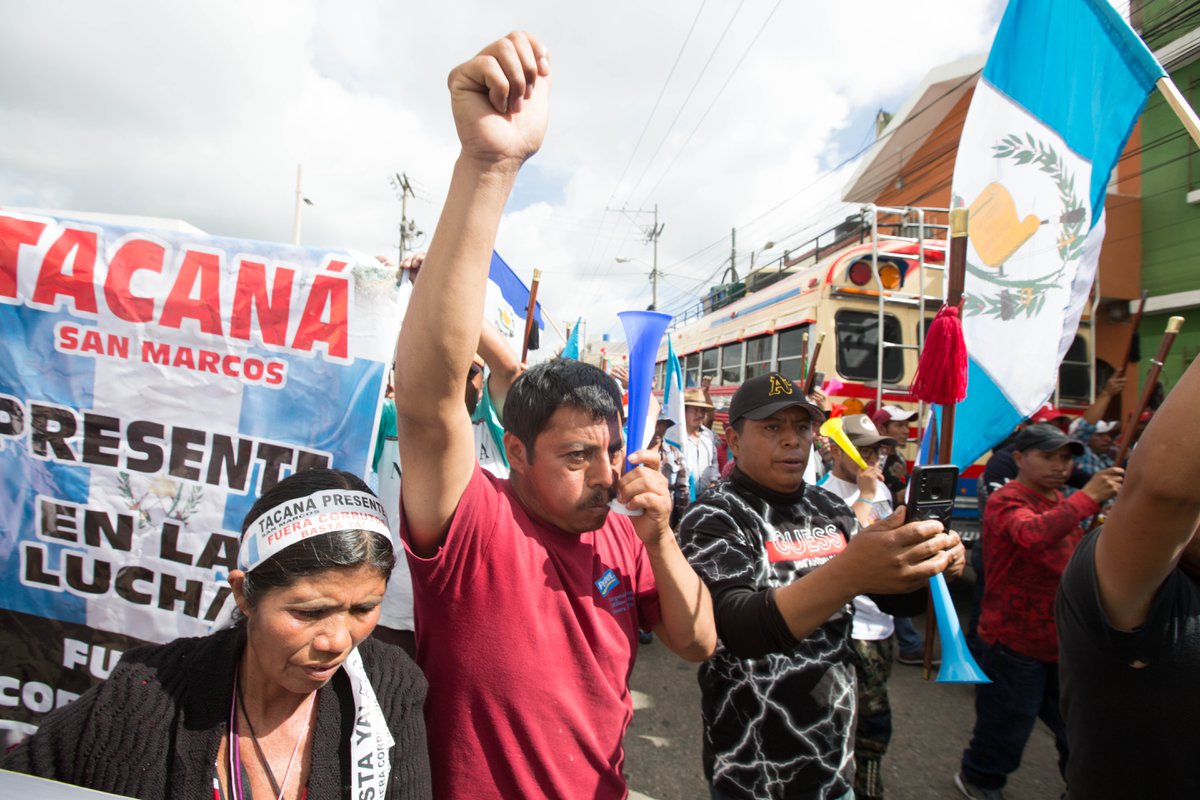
[238,489,391,572]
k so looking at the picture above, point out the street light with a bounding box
[615,256,659,310]
[749,240,777,269]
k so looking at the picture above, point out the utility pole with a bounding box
[607,204,664,310]
[388,172,421,264]
[730,227,737,283]
[650,204,663,311]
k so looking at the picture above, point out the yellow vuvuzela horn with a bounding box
[819,416,869,471]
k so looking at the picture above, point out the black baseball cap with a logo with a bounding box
[728,372,827,427]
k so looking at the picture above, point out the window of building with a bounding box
[1058,335,1092,403]
[654,360,665,391]
[745,335,773,379]
[835,310,904,383]
[775,326,810,381]
[720,342,743,385]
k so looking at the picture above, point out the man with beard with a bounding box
[678,372,964,799]
[393,32,715,800]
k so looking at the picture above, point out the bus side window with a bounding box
[685,352,701,387]
[835,310,904,383]
[775,326,809,381]
[745,335,773,380]
[720,341,743,385]
[701,348,719,385]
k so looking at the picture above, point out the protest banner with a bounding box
[0,210,402,743]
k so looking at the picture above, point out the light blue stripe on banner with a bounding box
[490,251,543,329]
[983,0,1165,227]
[950,358,1026,468]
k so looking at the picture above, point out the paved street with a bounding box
[623,573,1066,799]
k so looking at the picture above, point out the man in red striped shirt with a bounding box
[956,423,1122,800]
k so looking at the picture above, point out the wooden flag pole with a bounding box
[1157,77,1200,150]
[1116,291,1149,378]
[922,207,969,679]
[798,331,810,389]
[520,269,542,364]
[1113,315,1184,468]
[803,332,826,395]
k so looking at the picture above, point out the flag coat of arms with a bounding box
[485,250,543,351]
[950,0,1164,466]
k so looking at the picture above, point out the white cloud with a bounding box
[0,0,1002,344]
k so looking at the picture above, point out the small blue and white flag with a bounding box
[914,407,939,469]
[950,0,1164,467]
[561,317,582,360]
[485,250,543,352]
[662,335,687,451]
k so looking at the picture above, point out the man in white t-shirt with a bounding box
[819,413,901,800]
[682,388,720,499]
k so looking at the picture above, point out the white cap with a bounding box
[878,404,917,422]
[1070,418,1118,436]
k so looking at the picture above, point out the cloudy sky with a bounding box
[1,0,1007,343]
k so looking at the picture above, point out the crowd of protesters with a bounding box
[3,30,1198,800]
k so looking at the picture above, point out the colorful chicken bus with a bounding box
[652,205,1101,538]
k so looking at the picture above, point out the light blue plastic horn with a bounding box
[617,310,672,471]
[930,572,990,683]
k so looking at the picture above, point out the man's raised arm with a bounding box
[395,32,550,556]
[1094,355,1200,630]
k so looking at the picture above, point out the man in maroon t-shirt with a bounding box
[393,32,716,800]
[956,424,1122,799]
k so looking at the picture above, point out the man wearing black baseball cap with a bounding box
[956,424,1123,799]
[677,372,964,800]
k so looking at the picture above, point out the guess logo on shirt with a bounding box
[764,524,847,563]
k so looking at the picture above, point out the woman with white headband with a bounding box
[2,469,432,799]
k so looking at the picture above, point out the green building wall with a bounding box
[1135,2,1200,392]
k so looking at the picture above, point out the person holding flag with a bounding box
[956,422,1122,799]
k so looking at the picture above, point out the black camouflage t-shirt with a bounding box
[679,469,859,800]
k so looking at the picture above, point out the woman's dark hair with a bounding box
[238,469,395,609]
[502,359,623,457]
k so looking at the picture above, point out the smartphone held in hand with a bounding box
[906,464,959,531]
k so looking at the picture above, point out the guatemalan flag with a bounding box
[950,0,1165,467]
[485,250,543,353]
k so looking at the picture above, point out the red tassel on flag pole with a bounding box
[910,301,968,405]
[911,208,970,407]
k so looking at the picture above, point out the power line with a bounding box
[618,0,748,206]
[634,0,785,209]
[586,1,748,283]
[581,1,709,280]
[606,0,709,204]
[657,68,986,279]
